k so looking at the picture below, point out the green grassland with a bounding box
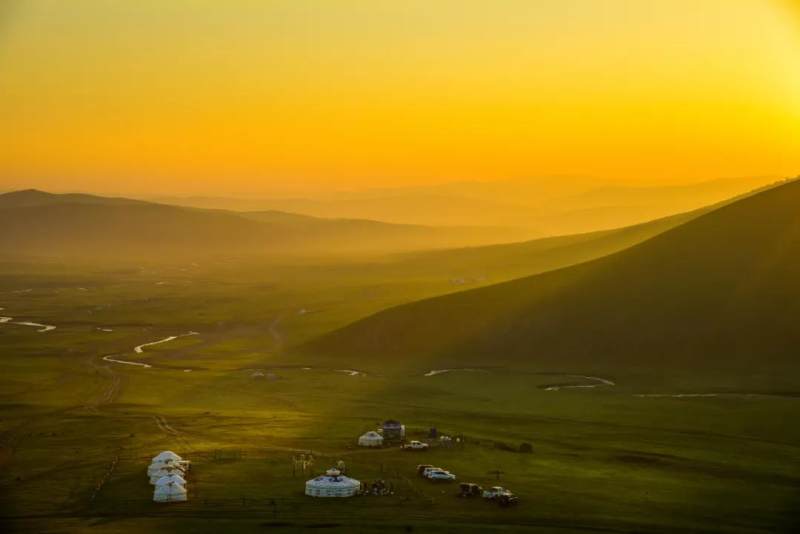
[2,184,800,532]
[1,255,798,533]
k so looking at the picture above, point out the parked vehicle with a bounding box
[416,464,434,477]
[497,494,519,507]
[401,440,429,451]
[426,469,456,481]
[458,483,483,497]
[421,466,441,478]
[482,486,519,506]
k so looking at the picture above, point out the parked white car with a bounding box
[482,486,508,498]
[426,469,456,481]
[482,486,519,506]
[421,466,441,477]
[401,440,429,450]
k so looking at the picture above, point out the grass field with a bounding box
[1,257,798,533]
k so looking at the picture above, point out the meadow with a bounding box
[1,256,798,533]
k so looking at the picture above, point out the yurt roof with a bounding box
[149,464,184,476]
[152,451,182,463]
[149,462,184,470]
[361,431,382,438]
[155,473,187,486]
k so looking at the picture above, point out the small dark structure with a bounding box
[382,420,405,441]
[361,479,393,496]
[458,483,483,498]
[428,427,438,438]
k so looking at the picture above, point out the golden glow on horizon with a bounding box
[1,0,799,195]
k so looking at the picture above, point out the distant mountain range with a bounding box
[153,175,779,234]
[301,178,800,387]
[0,189,536,259]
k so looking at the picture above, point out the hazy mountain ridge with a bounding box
[0,188,150,208]
[153,175,779,233]
[0,190,536,258]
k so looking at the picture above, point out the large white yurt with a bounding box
[153,473,188,503]
[148,463,186,484]
[357,431,384,447]
[148,450,189,483]
[305,469,360,498]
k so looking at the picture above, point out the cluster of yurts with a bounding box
[148,451,191,502]
[144,451,363,500]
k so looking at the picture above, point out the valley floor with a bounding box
[1,261,798,533]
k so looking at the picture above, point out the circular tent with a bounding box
[358,431,384,447]
[153,473,187,503]
[148,463,186,484]
[152,451,182,464]
[305,469,360,498]
[148,450,188,484]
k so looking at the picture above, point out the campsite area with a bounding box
[1,259,798,533]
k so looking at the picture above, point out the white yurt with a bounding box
[152,450,182,464]
[357,431,384,447]
[148,463,186,484]
[305,468,360,498]
[148,450,189,483]
[153,473,188,503]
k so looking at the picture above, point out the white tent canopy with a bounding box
[153,474,188,503]
[155,473,187,487]
[358,431,384,447]
[148,460,185,476]
[148,451,190,501]
[305,469,360,498]
[148,451,189,484]
[148,463,186,484]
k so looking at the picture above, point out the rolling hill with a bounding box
[240,209,536,253]
[301,178,800,386]
[0,188,148,209]
[381,207,704,285]
[0,195,269,258]
[0,190,535,259]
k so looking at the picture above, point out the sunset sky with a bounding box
[1,0,799,196]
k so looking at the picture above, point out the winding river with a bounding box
[336,369,367,376]
[0,307,56,332]
[102,331,199,368]
[134,331,198,354]
[542,375,616,391]
[424,368,488,377]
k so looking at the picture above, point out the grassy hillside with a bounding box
[303,178,800,387]
[382,207,704,284]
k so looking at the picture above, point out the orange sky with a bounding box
[1,0,799,196]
